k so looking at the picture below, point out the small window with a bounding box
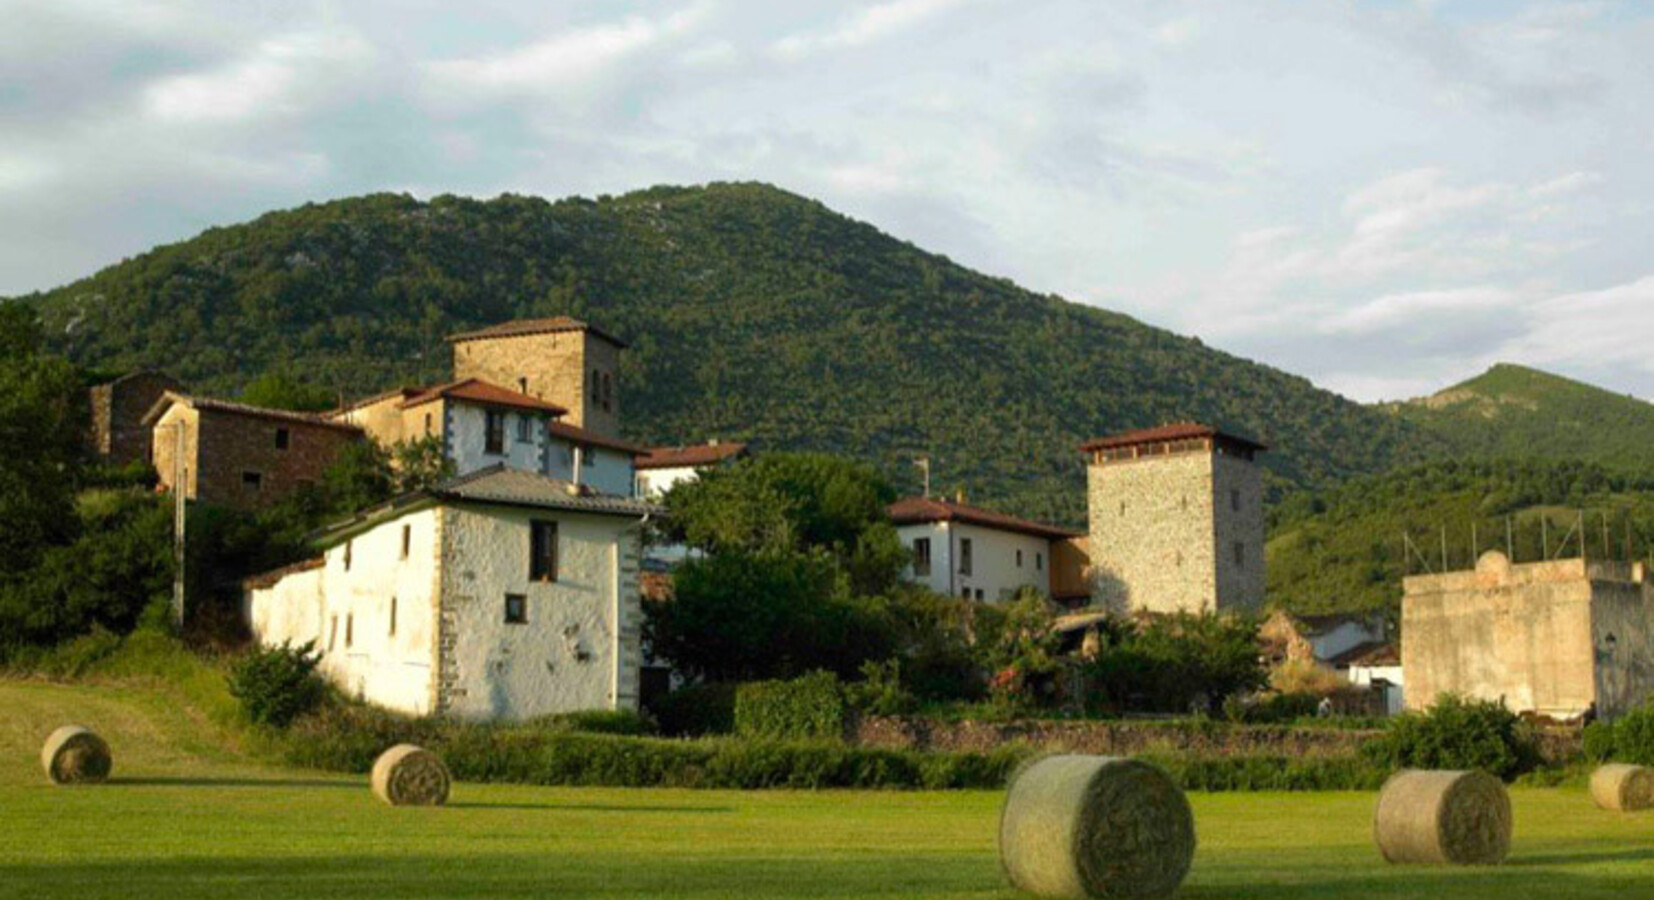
[518,376,529,394]
[400,524,411,560]
[530,521,558,582]
[912,538,932,577]
[504,593,527,624]
[975,589,985,601]
[1016,549,1024,568]
[275,428,290,450]
[1036,552,1044,571]
[1119,501,1126,517]
[424,412,433,436]
[601,372,614,412]
[389,597,397,637]
[1234,541,1245,567]
[590,370,601,403]
[960,587,971,599]
[344,540,353,572]
[485,409,506,455]
[345,613,354,649]
[959,538,973,576]
[516,414,532,443]
[1231,489,1241,512]
[328,615,338,651]
[242,471,262,491]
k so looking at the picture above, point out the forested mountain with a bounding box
[1266,458,1654,616]
[1382,364,1654,474]
[12,183,1431,525]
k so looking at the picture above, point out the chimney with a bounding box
[955,488,966,504]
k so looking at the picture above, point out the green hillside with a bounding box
[12,183,1430,524]
[1383,363,1654,474]
[1266,458,1654,616]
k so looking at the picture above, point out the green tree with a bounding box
[240,371,337,412]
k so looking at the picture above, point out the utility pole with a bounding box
[171,422,187,631]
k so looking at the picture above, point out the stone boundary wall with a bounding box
[851,716,1584,763]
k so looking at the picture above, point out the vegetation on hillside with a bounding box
[1385,363,1654,474]
[16,183,1434,524]
[1267,458,1654,615]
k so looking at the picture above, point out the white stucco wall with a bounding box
[635,465,699,498]
[446,401,549,476]
[247,507,440,716]
[544,440,635,497]
[896,521,1052,601]
[1348,664,1405,715]
[1308,620,1384,662]
[439,504,642,720]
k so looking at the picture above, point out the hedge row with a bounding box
[734,671,845,741]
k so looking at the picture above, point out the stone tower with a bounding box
[447,317,626,437]
[1082,423,1266,614]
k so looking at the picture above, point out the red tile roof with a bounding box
[241,556,325,591]
[636,441,748,470]
[332,386,425,416]
[1328,640,1399,668]
[400,379,569,416]
[547,420,650,456]
[141,392,365,433]
[887,496,1083,541]
[1079,422,1267,453]
[446,316,628,348]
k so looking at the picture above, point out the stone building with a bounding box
[244,466,659,720]
[888,495,1088,603]
[89,371,182,465]
[1082,423,1266,614]
[448,317,626,438]
[1403,550,1654,721]
[145,392,364,510]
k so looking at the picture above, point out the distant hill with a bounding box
[1266,457,1654,616]
[10,183,1431,525]
[1383,364,1654,474]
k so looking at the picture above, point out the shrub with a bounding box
[1143,753,1389,792]
[651,682,738,736]
[1583,720,1617,762]
[735,671,846,741]
[1361,694,1539,780]
[845,659,918,716]
[540,709,656,736]
[228,641,325,728]
[1610,705,1654,766]
[1225,692,1321,724]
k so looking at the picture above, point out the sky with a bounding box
[3,0,1653,402]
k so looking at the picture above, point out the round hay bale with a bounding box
[1590,763,1654,812]
[40,725,111,785]
[999,754,1196,899]
[370,744,450,807]
[1373,769,1511,865]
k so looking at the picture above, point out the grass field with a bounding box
[3,680,1654,899]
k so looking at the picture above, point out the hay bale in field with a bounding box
[371,744,450,807]
[1590,764,1654,812]
[998,754,1196,899]
[40,726,112,785]
[1373,769,1510,865]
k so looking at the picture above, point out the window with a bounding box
[1036,552,1044,571]
[275,428,289,450]
[913,538,932,576]
[1231,489,1241,512]
[975,589,985,601]
[345,613,354,649]
[601,372,614,412]
[485,410,506,455]
[960,587,971,599]
[241,471,262,491]
[424,412,433,436]
[591,370,601,403]
[400,524,411,560]
[1119,501,1127,517]
[344,540,353,572]
[959,538,973,576]
[530,521,559,582]
[1016,549,1024,568]
[518,377,529,394]
[516,414,532,443]
[1234,541,1245,567]
[327,616,338,651]
[504,593,527,624]
[389,597,397,637]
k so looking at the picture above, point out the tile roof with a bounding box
[332,386,425,416]
[446,316,628,348]
[547,420,650,455]
[242,556,325,591]
[431,465,660,517]
[887,496,1083,541]
[636,441,748,470]
[1079,422,1267,453]
[401,378,569,416]
[141,391,364,433]
[1328,640,1399,668]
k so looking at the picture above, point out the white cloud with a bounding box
[1498,276,1654,373]
[771,0,971,59]
[1318,286,1514,336]
[143,32,376,123]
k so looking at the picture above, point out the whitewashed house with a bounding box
[244,466,659,720]
[633,440,748,498]
[1335,642,1404,716]
[889,496,1086,602]
[333,378,646,498]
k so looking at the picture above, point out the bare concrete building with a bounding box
[145,393,364,510]
[448,317,626,438]
[1082,423,1266,614]
[90,371,182,465]
[1403,550,1654,721]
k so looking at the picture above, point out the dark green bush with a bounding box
[539,709,656,736]
[1587,704,1654,766]
[1227,692,1321,724]
[845,659,918,717]
[1143,753,1389,792]
[650,682,737,736]
[1360,694,1539,780]
[734,671,846,741]
[228,641,325,728]
[1583,720,1617,762]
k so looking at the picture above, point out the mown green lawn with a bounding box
[3,680,1653,899]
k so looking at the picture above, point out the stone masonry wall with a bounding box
[1088,451,1218,613]
[452,330,621,437]
[193,409,361,509]
[1211,450,1266,610]
[92,373,180,464]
